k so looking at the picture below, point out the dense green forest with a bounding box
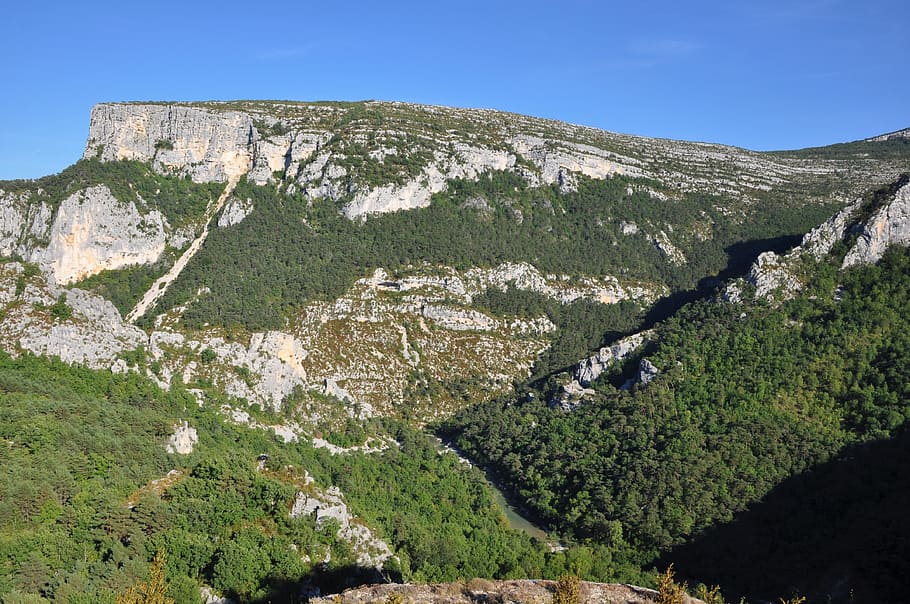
[145,170,838,332]
[0,351,646,603]
[444,242,910,601]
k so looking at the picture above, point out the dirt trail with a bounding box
[126,177,239,324]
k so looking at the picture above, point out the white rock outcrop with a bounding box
[842,181,910,267]
[37,185,166,285]
[551,330,654,411]
[217,196,253,227]
[341,145,516,218]
[85,104,253,182]
[509,135,642,183]
[638,358,660,385]
[290,487,394,570]
[746,251,803,300]
[576,330,654,387]
[0,263,146,367]
[733,179,910,302]
[165,421,198,454]
[76,100,874,229]
[0,190,51,259]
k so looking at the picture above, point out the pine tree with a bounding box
[116,550,174,604]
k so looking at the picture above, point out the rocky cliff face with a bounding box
[1,100,896,312]
[726,177,910,302]
[290,482,394,570]
[81,100,890,223]
[4,101,908,426]
[39,185,167,284]
[0,254,660,423]
[140,262,660,420]
[0,262,146,368]
[85,104,254,182]
[0,190,51,259]
[842,180,910,267]
[0,184,175,285]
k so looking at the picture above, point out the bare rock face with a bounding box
[510,135,643,183]
[638,358,660,385]
[85,104,254,182]
[290,487,394,570]
[1,185,167,287]
[165,421,198,454]
[342,145,516,218]
[746,251,803,300]
[0,263,146,368]
[551,330,654,411]
[652,230,687,265]
[732,179,910,303]
[78,100,862,228]
[309,579,704,604]
[576,330,653,387]
[843,181,910,267]
[217,195,253,227]
[865,127,910,142]
[37,185,166,284]
[0,190,52,258]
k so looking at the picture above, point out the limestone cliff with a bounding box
[0,262,145,367]
[726,177,910,302]
[85,103,254,182]
[842,179,910,267]
[39,185,167,284]
[0,184,172,285]
[81,100,886,226]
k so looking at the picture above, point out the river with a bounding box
[435,437,555,545]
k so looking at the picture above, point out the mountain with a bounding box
[1,101,905,423]
[1,100,909,602]
[447,174,910,603]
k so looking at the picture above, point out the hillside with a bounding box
[1,101,909,603]
[446,175,910,602]
[2,101,905,423]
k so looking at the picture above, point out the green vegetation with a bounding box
[768,135,910,160]
[73,252,177,316]
[0,158,222,228]
[473,288,644,378]
[444,243,910,584]
[154,170,836,336]
[0,350,641,603]
[49,293,72,320]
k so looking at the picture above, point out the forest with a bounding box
[444,240,910,602]
[0,350,645,603]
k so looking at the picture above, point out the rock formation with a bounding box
[309,579,705,604]
[290,486,395,570]
[732,178,910,302]
[842,180,910,267]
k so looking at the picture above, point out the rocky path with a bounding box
[126,177,239,323]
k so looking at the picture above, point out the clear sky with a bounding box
[1,0,907,179]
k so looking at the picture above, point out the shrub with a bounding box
[553,574,580,604]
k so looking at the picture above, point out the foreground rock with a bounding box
[310,579,704,604]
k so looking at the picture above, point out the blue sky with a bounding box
[1,0,907,179]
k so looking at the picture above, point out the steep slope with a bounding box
[0,352,583,603]
[446,174,910,602]
[2,101,907,423]
[6,101,901,422]
[81,100,896,217]
[1,101,909,602]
